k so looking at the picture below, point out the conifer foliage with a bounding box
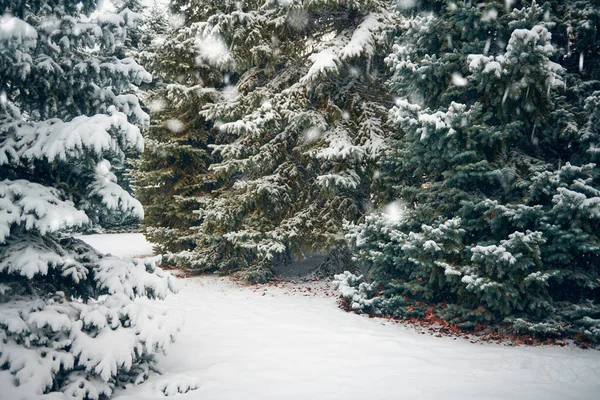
[0,1,179,398]
[137,0,398,282]
[340,0,600,341]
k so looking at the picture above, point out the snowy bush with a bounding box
[333,271,380,313]
[0,0,181,397]
[0,245,181,399]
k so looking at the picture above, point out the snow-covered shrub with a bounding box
[0,244,181,399]
[509,318,569,339]
[0,0,181,397]
[333,271,380,313]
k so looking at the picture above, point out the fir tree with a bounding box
[138,0,398,282]
[0,1,180,397]
[133,0,219,259]
[113,0,145,58]
[343,0,600,341]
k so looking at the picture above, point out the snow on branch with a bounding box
[309,124,366,161]
[0,290,181,398]
[100,58,152,86]
[339,13,384,60]
[114,94,151,126]
[12,107,143,162]
[316,170,360,190]
[223,230,287,258]
[301,12,388,84]
[0,105,144,169]
[0,15,37,45]
[0,240,180,399]
[0,180,89,243]
[0,235,88,281]
[94,255,178,300]
[302,45,341,83]
[89,160,144,219]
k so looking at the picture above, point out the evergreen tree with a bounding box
[342,0,600,341]
[0,1,180,397]
[133,0,217,259]
[93,0,152,232]
[108,0,146,59]
[137,0,398,282]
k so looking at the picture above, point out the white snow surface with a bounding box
[79,234,600,400]
[77,233,154,258]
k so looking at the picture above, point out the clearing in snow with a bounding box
[79,234,600,400]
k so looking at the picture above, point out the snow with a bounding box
[0,248,179,400]
[316,170,360,190]
[481,8,499,22]
[382,200,406,223]
[0,15,37,44]
[94,256,176,299]
[397,0,418,9]
[165,119,185,133]
[76,233,154,258]
[301,13,389,83]
[0,180,89,243]
[75,234,600,400]
[116,277,600,400]
[339,13,382,59]
[303,126,323,142]
[303,47,339,82]
[90,160,144,218]
[312,125,365,161]
[195,35,231,69]
[0,106,144,164]
[451,72,468,86]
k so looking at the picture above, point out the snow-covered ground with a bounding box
[76,232,154,258]
[79,234,600,400]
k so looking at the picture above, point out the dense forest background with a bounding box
[136,0,600,341]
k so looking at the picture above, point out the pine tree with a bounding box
[343,0,600,341]
[133,0,219,259]
[0,1,180,397]
[138,0,398,282]
[113,0,145,57]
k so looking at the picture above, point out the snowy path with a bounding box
[80,234,600,400]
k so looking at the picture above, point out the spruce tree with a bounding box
[343,0,600,341]
[133,0,219,259]
[138,0,398,282]
[0,1,179,397]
